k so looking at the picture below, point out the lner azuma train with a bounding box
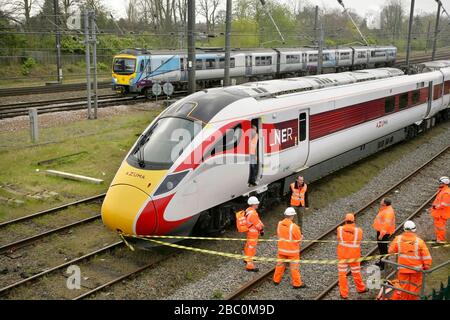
[111,46,397,96]
[101,61,450,247]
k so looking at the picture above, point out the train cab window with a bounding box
[196,59,203,70]
[412,90,420,104]
[399,93,408,109]
[204,124,242,159]
[139,60,145,72]
[384,96,395,113]
[299,113,307,142]
[205,58,216,69]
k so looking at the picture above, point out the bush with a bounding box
[21,57,36,75]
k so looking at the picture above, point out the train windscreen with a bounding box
[129,117,202,170]
[113,58,136,75]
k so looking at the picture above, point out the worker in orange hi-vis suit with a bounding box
[372,198,396,270]
[388,221,432,300]
[337,213,368,299]
[430,176,450,243]
[273,207,306,289]
[244,196,264,272]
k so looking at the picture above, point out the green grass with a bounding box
[0,107,163,221]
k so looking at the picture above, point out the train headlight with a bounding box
[154,170,189,196]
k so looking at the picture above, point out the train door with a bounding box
[245,55,252,77]
[296,110,309,170]
[248,118,262,186]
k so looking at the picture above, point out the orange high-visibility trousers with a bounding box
[273,254,302,287]
[391,272,423,300]
[338,262,366,298]
[244,235,258,270]
[433,216,447,242]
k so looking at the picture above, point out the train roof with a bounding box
[116,45,398,57]
[232,68,404,99]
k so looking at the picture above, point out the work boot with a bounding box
[273,282,280,286]
[358,288,369,294]
[340,295,348,300]
[246,268,259,272]
[293,284,307,289]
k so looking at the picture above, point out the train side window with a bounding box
[180,58,185,71]
[230,58,235,68]
[399,93,408,109]
[267,56,272,65]
[196,59,203,70]
[205,58,216,69]
[299,113,307,142]
[412,90,420,104]
[384,96,395,113]
[255,57,261,66]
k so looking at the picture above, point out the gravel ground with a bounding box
[0,102,161,133]
[164,123,450,300]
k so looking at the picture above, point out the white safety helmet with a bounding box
[403,220,417,232]
[284,207,297,216]
[438,176,450,185]
[247,196,260,205]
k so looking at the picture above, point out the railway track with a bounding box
[0,193,105,254]
[0,81,111,97]
[0,92,186,119]
[1,51,450,120]
[225,144,450,300]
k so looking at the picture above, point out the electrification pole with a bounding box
[223,0,232,86]
[54,0,62,83]
[84,10,92,119]
[187,0,196,94]
[317,23,323,75]
[425,20,431,53]
[90,12,98,119]
[314,6,319,46]
[405,0,415,73]
[432,0,442,61]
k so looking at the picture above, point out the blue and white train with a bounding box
[111,46,397,97]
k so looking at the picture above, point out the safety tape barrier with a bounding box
[119,233,448,245]
[119,234,450,265]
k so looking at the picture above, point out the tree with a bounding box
[198,0,220,34]
[1,0,40,29]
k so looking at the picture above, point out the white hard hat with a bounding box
[403,220,417,232]
[439,176,450,185]
[284,207,297,216]
[248,196,260,205]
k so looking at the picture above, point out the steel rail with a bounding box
[0,241,123,296]
[0,214,101,254]
[0,193,105,228]
[225,144,449,300]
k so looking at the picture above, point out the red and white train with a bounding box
[101,61,450,245]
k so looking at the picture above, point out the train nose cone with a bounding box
[101,185,157,235]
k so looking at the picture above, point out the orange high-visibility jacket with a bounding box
[249,130,258,156]
[373,205,396,237]
[277,218,302,257]
[388,232,432,273]
[246,207,264,236]
[337,224,363,260]
[431,185,450,219]
[290,183,307,207]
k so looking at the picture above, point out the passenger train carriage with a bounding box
[102,61,450,246]
[112,46,397,97]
